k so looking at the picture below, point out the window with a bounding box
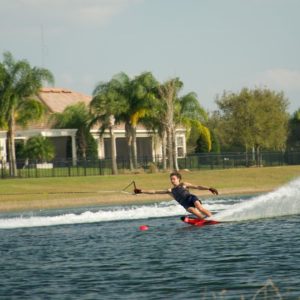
[176,136,185,158]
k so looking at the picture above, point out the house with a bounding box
[94,124,186,162]
[0,88,187,164]
[0,88,86,164]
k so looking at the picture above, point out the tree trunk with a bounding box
[166,126,173,171]
[7,111,17,177]
[109,125,118,175]
[131,126,138,169]
[161,129,167,171]
[158,80,177,171]
[172,128,179,171]
[125,122,134,171]
[80,131,87,160]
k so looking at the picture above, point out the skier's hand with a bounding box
[209,187,218,195]
[134,188,142,194]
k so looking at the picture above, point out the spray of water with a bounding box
[212,177,300,222]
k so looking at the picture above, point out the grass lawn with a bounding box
[0,165,299,212]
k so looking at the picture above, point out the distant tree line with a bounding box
[0,51,299,176]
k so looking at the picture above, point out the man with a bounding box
[134,172,218,219]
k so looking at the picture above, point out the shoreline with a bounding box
[0,187,272,214]
[2,165,299,214]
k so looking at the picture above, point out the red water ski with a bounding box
[181,216,219,227]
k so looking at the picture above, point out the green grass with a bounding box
[0,165,299,212]
[1,165,300,195]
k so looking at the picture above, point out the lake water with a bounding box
[0,178,300,299]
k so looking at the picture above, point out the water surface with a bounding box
[0,178,300,299]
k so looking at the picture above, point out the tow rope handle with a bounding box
[122,180,137,195]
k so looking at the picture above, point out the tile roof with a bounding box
[37,88,92,113]
[6,87,186,133]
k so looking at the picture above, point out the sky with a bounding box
[0,0,299,114]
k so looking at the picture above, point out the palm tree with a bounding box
[96,72,158,171]
[91,77,129,175]
[0,51,54,176]
[141,94,168,170]
[22,136,55,162]
[176,92,208,125]
[104,72,136,170]
[157,78,183,170]
[51,102,97,160]
[176,92,210,154]
[157,80,208,170]
[127,72,158,168]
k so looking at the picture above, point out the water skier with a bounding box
[134,172,218,220]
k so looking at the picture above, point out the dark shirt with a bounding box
[171,184,190,203]
[171,184,201,209]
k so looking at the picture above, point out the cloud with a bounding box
[255,68,300,91]
[0,0,142,33]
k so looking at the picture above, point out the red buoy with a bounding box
[139,225,149,231]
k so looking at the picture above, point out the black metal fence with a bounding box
[178,151,300,170]
[1,151,300,179]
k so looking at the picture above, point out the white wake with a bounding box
[0,200,226,229]
[212,177,300,222]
